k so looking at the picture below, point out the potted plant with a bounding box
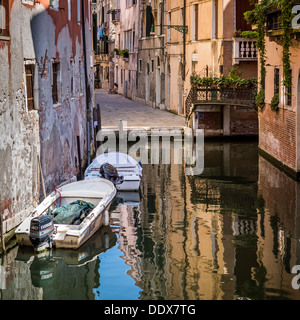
[119,49,129,59]
[233,30,242,37]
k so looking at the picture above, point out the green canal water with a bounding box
[1,140,300,300]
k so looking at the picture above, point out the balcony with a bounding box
[266,5,300,41]
[185,86,256,120]
[233,38,258,64]
[108,9,120,24]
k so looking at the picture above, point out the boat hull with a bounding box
[16,179,116,250]
[84,152,142,191]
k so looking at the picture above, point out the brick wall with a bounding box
[198,112,223,129]
[238,61,258,79]
[197,106,258,136]
[259,105,296,171]
[230,106,258,136]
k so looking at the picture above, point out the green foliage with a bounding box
[240,31,259,39]
[244,0,293,92]
[270,93,279,111]
[119,49,129,57]
[190,75,257,88]
[256,90,265,110]
[244,0,293,111]
[281,0,293,89]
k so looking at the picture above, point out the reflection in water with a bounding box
[0,226,116,299]
[1,141,300,300]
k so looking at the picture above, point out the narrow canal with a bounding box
[1,140,300,300]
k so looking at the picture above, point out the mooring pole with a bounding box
[38,155,46,199]
[0,195,6,254]
[77,135,82,180]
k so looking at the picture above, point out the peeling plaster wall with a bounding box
[0,0,94,232]
[0,1,40,233]
[31,2,94,193]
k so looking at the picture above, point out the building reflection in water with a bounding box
[1,141,300,300]
[114,141,300,300]
[0,226,117,300]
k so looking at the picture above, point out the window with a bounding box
[50,0,59,10]
[167,11,171,42]
[139,59,142,73]
[115,66,118,83]
[192,4,198,41]
[52,61,60,104]
[136,71,138,89]
[212,0,218,39]
[151,59,154,73]
[79,60,83,94]
[132,31,135,51]
[126,0,136,7]
[146,5,154,37]
[22,0,35,5]
[180,8,184,42]
[286,69,292,106]
[274,67,280,96]
[25,64,35,110]
[124,30,133,52]
[77,0,81,23]
[129,70,131,88]
[0,0,9,37]
[68,0,71,20]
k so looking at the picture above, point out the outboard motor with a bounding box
[100,163,123,185]
[29,216,55,252]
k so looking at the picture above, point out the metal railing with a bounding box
[185,86,257,120]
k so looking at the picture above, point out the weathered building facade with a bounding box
[113,0,139,100]
[172,0,258,136]
[258,2,300,179]
[107,0,258,137]
[92,0,114,91]
[0,0,40,234]
[0,0,94,234]
[136,0,166,109]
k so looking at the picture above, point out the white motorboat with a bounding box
[84,152,142,191]
[15,179,116,250]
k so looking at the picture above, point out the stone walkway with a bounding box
[95,89,185,131]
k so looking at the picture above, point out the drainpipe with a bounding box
[183,0,186,81]
[81,0,91,166]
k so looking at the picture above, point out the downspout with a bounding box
[81,0,91,166]
[183,0,186,81]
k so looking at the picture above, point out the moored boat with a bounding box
[15,178,116,251]
[84,152,142,191]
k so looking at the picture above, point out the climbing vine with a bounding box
[244,0,294,111]
[281,0,293,89]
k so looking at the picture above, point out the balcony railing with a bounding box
[233,38,258,64]
[185,86,257,120]
[108,9,120,24]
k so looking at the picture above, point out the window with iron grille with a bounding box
[0,0,9,37]
[25,64,35,110]
[52,61,60,104]
[286,69,292,106]
[274,68,280,96]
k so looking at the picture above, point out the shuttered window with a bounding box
[286,69,292,106]
[274,68,280,96]
[0,0,9,37]
[25,64,35,110]
[52,62,60,104]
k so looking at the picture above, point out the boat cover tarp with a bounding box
[51,200,95,225]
